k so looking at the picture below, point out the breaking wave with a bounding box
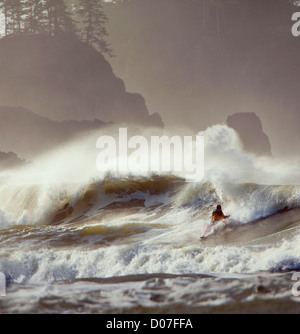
[1,124,300,286]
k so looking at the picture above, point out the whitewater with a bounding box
[1,124,300,313]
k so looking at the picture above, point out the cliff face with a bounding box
[0,35,163,127]
[227,112,272,157]
[0,151,26,170]
[0,106,110,159]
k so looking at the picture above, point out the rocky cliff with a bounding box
[227,112,272,157]
[0,35,163,127]
[0,106,111,159]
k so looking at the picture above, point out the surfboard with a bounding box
[200,219,228,239]
[200,224,213,239]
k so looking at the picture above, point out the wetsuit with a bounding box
[212,209,225,222]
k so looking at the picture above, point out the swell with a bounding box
[43,176,300,229]
[43,174,185,226]
[0,173,300,244]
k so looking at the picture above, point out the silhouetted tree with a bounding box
[11,0,25,33]
[0,0,113,55]
[44,0,76,36]
[77,0,113,56]
[0,0,76,36]
[0,0,26,35]
[0,0,9,35]
[23,0,46,34]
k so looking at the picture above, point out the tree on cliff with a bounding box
[0,0,112,56]
[76,0,113,57]
[0,0,27,35]
[0,0,76,35]
[23,0,46,34]
[43,0,76,35]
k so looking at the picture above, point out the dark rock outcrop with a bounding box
[0,151,27,170]
[227,112,272,157]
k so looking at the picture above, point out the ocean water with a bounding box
[1,124,300,314]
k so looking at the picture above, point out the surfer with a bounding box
[212,205,230,222]
[200,205,230,239]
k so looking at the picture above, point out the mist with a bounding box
[0,0,299,163]
[104,0,300,158]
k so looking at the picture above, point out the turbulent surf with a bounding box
[1,125,300,313]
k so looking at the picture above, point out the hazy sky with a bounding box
[104,0,300,158]
[0,0,299,159]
